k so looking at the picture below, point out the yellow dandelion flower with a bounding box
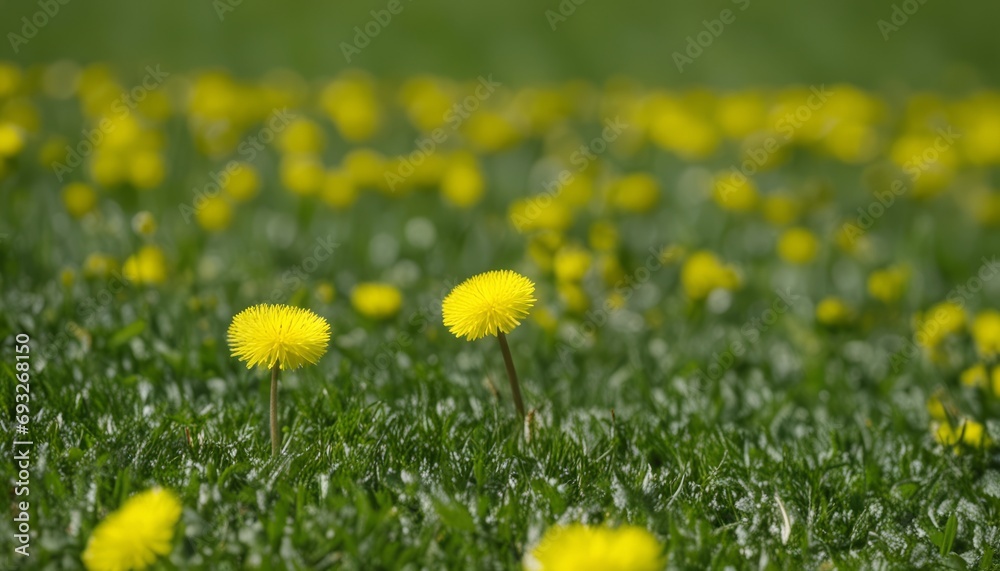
[712,173,758,212]
[320,169,358,209]
[816,296,853,326]
[83,253,118,280]
[972,310,1000,358]
[195,196,233,233]
[935,419,991,450]
[227,304,331,371]
[122,245,167,285]
[914,301,966,350]
[441,153,485,208]
[777,227,819,265]
[223,164,261,202]
[62,182,98,218]
[960,364,987,388]
[608,173,659,213]
[442,270,536,341]
[280,154,324,196]
[82,488,182,571]
[227,303,330,457]
[553,246,592,282]
[0,122,25,157]
[680,251,740,301]
[528,524,665,571]
[351,282,403,320]
[442,270,536,417]
[867,265,909,303]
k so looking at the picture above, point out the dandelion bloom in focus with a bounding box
[442,270,536,341]
[82,488,182,571]
[351,282,403,320]
[228,304,331,370]
[527,523,665,571]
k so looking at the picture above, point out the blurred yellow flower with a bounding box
[971,310,1000,358]
[681,250,740,301]
[777,227,819,265]
[712,174,758,212]
[223,164,261,202]
[277,117,325,155]
[935,419,991,449]
[528,524,664,571]
[123,245,167,285]
[351,282,403,320]
[321,169,359,209]
[62,182,98,218]
[588,221,619,252]
[914,301,966,350]
[867,265,909,303]
[558,281,591,314]
[816,296,853,326]
[280,154,325,196]
[128,150,166,189]
[315,282,336,304]
[608,173,659,213]
[0,122,25,156]
[960,363,987,388]
[195,196,233,232]
[441,152,485,208]
[82,488,181,571]
[760,193,801,226]
[553,246,593,282]
[83,253,118,279]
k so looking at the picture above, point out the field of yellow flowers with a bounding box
[2,58,1000,569]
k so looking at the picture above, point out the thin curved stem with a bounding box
[497,332,526,419]
[270,364,280,458]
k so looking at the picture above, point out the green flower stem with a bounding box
[270,364,280,457]
[497,332,526,419]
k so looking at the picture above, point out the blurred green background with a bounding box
[4,0,999,87]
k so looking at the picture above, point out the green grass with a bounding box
[3,63,1000,569]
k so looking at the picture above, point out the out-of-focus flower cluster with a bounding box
[4,62,1000,449]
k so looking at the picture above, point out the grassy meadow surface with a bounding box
[2,1,1000,570]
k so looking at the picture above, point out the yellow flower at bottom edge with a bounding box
[227,304,331,370]
[82,488,182,571]
[351,282,403,320]
[527,524,665,571]
[442,270,536,341]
